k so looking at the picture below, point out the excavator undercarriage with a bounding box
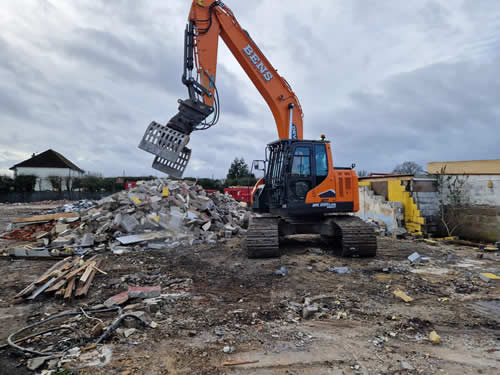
[246,215,377,258]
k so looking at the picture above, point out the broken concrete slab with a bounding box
[116,231,170,245]
[302,304,319,319]
[80,233,95,247]
[328,267,351,274]
[408,252,422,264]
[128,286,161,299]
[55,224,69,234]
[123,328,137,338]
[120,215,140,233]
[27,356,51,371]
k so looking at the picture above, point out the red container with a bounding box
[125,181,137,190]
[224,186,251,203]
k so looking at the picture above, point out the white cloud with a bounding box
[1,0,499,178]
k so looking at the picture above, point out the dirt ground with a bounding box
[0,205,499,374]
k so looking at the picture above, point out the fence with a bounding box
[0,191,113,203]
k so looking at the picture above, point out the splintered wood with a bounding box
[14,256,103,301]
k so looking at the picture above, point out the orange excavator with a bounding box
[139,0,376,258]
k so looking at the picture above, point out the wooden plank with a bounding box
[64,256,98,280]
[75,260,101,297]
[15,258,76,298]
[43,259,82,292]
[45,278,67,293]
[92,264,108,276]
[35,257,74,284]
[13,212,78,224]
[64,278,76,299]
[80,261,96,283]
[14,284,36,299]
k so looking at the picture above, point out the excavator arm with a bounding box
[139,0,304,177]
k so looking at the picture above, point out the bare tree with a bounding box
[48,176,62,192]
[64,176,73,191]
[392,161,424,175]
[434,167,469,236]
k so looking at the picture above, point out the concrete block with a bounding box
[120,215,140,233]
[128,286,161,299]
[123,328,137,338]
[328,266,351,274]
[123,311,151,328]
[55,224,68,234]
[302,304,319,319]
[408,252,422,263]
[80,233,95,247]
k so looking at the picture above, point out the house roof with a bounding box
[9,149,84,173]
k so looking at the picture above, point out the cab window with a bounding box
[315,144,328,176]
[291,147,311,176]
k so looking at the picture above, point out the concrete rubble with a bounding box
[1,178,251,257]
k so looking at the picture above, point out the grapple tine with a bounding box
[151,150,191,178]
[138,121,190,161]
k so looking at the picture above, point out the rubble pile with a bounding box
[2,179,251,256]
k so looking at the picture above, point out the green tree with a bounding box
[226,157,256,186]
[0,176,14,193]
[14,175,37,192]
[197,178,224,191]
[80,175,101,192]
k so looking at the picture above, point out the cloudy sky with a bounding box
[1,0,499,178]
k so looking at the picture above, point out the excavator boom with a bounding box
[139,0,303,177]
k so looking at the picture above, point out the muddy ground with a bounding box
[0,205,499,374]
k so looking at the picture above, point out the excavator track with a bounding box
[326,215,377,257]
[246,217,280,258]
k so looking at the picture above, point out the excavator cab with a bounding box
[247,139,376,259]
[252,139,356,216]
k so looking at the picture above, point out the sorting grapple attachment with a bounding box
[152,152,191,178]
[138,121,191,178]
[138,98,213,178]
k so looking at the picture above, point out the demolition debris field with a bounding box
[0,202,499,374]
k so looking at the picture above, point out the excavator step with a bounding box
[246,217,280,258]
